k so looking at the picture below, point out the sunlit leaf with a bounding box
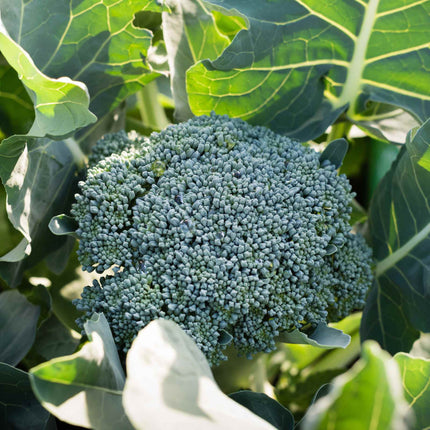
[301,341,411,429]
[0,0,164,124]
[163,0,236,121]
[0,16,96,140]
[29,313,132,430]
[187,0,430,140]
[123,319,276,429]
[394,353,430,429]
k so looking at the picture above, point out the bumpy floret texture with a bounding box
[72,114,373,365]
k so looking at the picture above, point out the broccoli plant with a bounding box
[71,114,373,364]
[1,0,429,429]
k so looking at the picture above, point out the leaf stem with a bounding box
[375,221,430,277]
[332,0,379,114]
[251,356,274,397]
[327,121,352,142]
[136,81,170,131]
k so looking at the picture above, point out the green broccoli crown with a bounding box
[72,113,373,365]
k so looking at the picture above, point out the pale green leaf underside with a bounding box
[278,323,351,349]
[29,313,132,430]
[187,0,430,140]
[123,319,276,430]
[0,22,96,138]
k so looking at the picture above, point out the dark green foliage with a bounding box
[230,391,294,429]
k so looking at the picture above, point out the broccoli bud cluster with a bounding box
[72,113,373,365]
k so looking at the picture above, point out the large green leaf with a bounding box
[0,0,163,276]
[122,319,276,430]
[0,363,52,430]
[0,290,40,365]
[0,17,96,140]
[162,0,236,120]
[0,0,164,124]
[394,353,430,429]
[0,137,82,285]
[301,341,411,430]
[186,0,430,140]
[0,102,126,281]
[29,313,132,430]
[360,119,430,353]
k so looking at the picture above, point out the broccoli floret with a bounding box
[72,113,373,365]
[88,130,149,167]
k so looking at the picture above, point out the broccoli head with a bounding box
[72,113,373,365]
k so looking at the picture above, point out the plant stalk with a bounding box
[136,81,170,131]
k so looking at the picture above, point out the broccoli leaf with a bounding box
[319,138,348,169]
[394,353,430,429]
[186,0,430,141]
[0,0,164,275]
[0,363,52,430]
[0,0,164,126]
[229,391,295,430]
[122,319,276,430]
[49,215,78,237]
[0,290,40,365]
[361,118,430,354]
[29,313,132,430]
[0,16,96,141]
[162,0,241,121]
[350,102,419,144]
[24,314,80,367]
[0,138,82,285]
[278,323,351,349]
[301,342,411,430]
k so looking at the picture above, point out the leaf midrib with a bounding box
[375,221,430,276]
[333,0,379,112]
